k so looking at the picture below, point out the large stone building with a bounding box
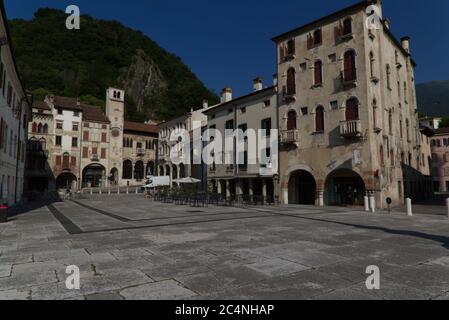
[203,79,278,202]
[0,2,32,206]
[26,88,158,192]
[273,0,432,208]
[158,101,212,188]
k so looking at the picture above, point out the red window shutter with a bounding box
[56,155,62,166]
[101,132,107,143]
[70,157,76,167]
[316,107,324,132]
[346,99,359,121]
[101,148,106,159]
[287,111,297,131]
[314,61,322,85]
[92,147,97,155]
[83,147,88,158]
[83,131,89,141]
[307,34,313,49]
[32,122,37,133]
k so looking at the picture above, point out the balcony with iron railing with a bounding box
[136,148,145,156]
[91,154,99,162]
[280,129,300,145]
[339,120,362,138]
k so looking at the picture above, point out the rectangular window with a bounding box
[55,155,62,166]
[300,63,307,71]
[261,118,272,136]
[55,136,62,146]
[6,83,12,106]
[225,120,234,130]
[83,131,89,141]
[72,123,79,131]
[240,107,246,114]
[330,101,339,110]
[328,54,337,63]
[101,148,106,159]
[72,137,78,148]
[70,157,76,167]
[82,147,88,158]
[101,132,107,143]
[301,107,308,115]
[264,100,271,107]
[92,147,98,156]
[74,111,79,117]
[57,108,63,115]
[56,122,63,130]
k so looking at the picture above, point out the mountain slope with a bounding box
[8,8,219,122]
[417,80,449,117]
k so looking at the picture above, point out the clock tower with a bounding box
[106,87,125,186]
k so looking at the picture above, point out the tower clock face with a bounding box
[111,128,120,138]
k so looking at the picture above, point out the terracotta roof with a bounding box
[81,104,110,124]
[52,96,83,111]
[124,121,159,134]
[434,128,449,135]
[33,100,50,111]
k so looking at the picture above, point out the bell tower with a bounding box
[106,88,125,185]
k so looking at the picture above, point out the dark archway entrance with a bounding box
[288,170,316,205]
[325,169,365,206]
[110,168,118,185]
[134,161,144,181]
[56,173,77,190]
[146,161,155,177]
[83,164,106,188]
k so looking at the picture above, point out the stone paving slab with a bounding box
[1,196,449,299]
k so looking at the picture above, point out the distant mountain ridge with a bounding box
[8,8,219,122]
[417,79,449,117]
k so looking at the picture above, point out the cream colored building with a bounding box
[204,79,278,202]
[27,88,158,192]
[0,2,31,206]
[273,0,432,208]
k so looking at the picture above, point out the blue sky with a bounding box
[4,0,449,97]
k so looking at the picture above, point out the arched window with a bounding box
[390,149,395,166]
[286,68,296,95]
[399,116,403,139]
[313,29,322,46]
[315,106,324,132]
[287,110,297,131]
[369,52,375,78]
[345,98,359,121]
[37,123,43,134]
[373,98,377,128]
[146,161,155,177]
[134,161,144,181]
[380,145,384,165]
[314,60,323,85]
[39,138,46,151]
[43,124,48,134]
[343,18,352,35]
[386,64,391,89]
[388,110,393,135]
[122,160,132,179]
[32,122,37,133]
[344,50,356,82]
[406,119,410,141]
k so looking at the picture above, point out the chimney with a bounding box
[253,77,263,91]
[383,18,390,29]
[273,74,278,86]
[220,87,232,103]
[202,100,209,109]
[401,36,411,53]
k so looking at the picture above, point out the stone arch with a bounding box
[324,168,366,206]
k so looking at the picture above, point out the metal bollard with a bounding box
[406,198,412,216]
[364,196,369,212]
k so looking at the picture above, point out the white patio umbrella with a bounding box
[174,177,201,184]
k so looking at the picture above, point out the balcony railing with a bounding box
[280,130,300,145]
[340,120,362,138]
[91,154,99,161]
[136,148,145,155]
[342,68,357,86]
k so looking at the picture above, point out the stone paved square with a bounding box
[1,194,449,300]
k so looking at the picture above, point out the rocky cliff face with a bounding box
[119,49,167,113]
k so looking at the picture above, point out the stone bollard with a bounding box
[135,188,139,195]
[364,196,370,212]
[99,189,102,195]
[108,188,111,195]
[446,198,449,218]
[369,194,376,213]
[406,198,413,216]
[117,188,120,195]
[126,188,129,195]
[90,188,93,195]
